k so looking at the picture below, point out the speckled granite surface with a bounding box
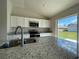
[0,37,75,59]
[0,44,58,59]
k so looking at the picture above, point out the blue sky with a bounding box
[58,15,77,27]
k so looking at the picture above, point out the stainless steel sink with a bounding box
[0,38,36,49]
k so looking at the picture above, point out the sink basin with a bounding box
[0,38,36,49]
[24,38,36,44]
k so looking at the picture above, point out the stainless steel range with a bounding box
[29,29,40,37]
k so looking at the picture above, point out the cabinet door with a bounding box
[39,20,44,28]
[25,18,29,27]
[16,16,25,27]
[44,20,50,28]
[11,16,17,27]
[11,16,25,27]
[39,19,50,28]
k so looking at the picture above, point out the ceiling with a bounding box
[11,0,79,19]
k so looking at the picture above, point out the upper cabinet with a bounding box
[24,18,29,27]
[11,16,17,27]
[16,16,25,27]
[39,19,50,28]
[11,16,50,28]
[11,16,25,27]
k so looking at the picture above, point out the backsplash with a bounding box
[8,27,51,35]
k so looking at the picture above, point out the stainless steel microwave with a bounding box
[29,21,39,27]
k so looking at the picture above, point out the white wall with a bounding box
[0,0,12,46]
[7,0,12,33]
[0,0,7,45]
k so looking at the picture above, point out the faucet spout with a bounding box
[15,26,24,47]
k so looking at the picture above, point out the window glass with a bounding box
[57,15,77,55]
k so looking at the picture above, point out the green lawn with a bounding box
[58,31,77,40]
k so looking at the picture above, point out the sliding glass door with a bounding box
[56,15,78,58]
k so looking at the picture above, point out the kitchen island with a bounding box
[0,36,62,59]
[0,36,75,59]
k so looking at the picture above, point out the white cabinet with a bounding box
[27,18,50,28]
[25,18,29,27]
[11,16,17,27]
[16,16,25,27]
[44,20,50,27]
[11,16,50,28]
[11,16,25,27]
[39,19,50,28]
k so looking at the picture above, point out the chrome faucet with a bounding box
[15,26,24,47]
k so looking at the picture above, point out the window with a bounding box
[56,15,77,55]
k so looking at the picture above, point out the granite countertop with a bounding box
[0,36,62,59]
[0,36,74,59]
